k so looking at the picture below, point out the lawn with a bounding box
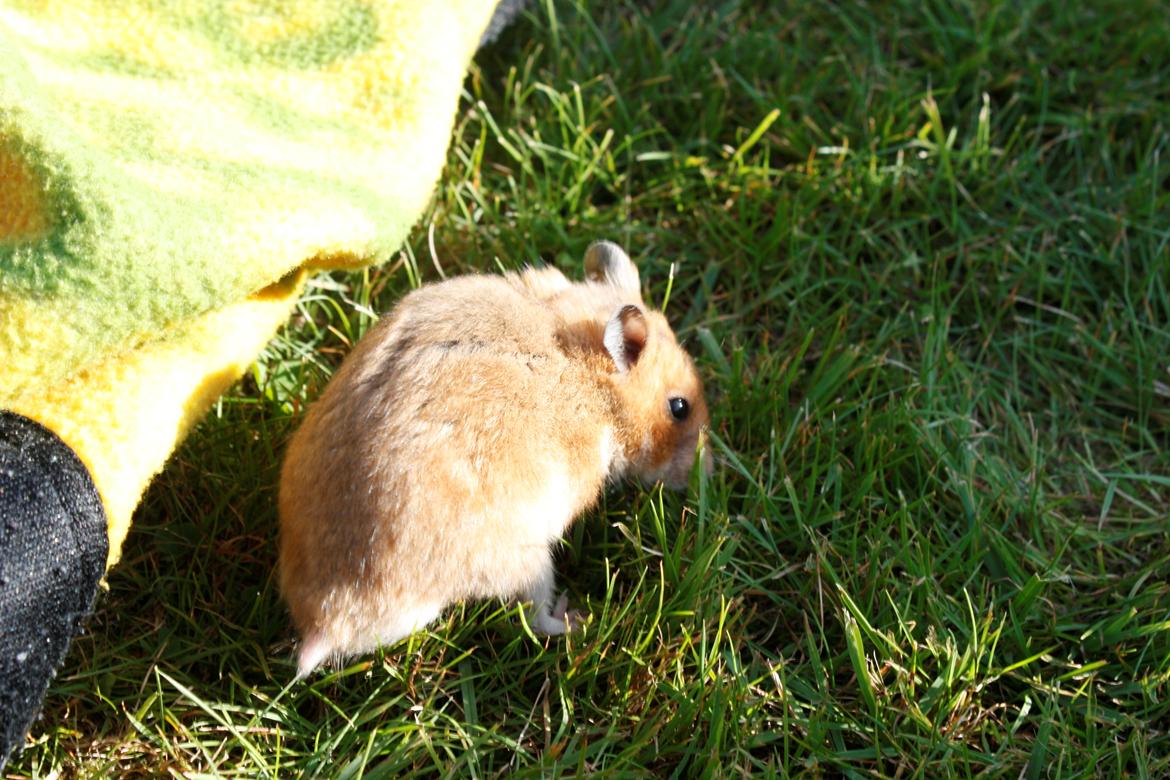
[11,0,1170,776]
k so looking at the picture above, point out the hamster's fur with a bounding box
[278,241,709,676]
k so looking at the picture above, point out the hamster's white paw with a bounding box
[529,592,586,635]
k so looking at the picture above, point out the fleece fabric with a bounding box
[8,270,308,565]
[0,0,499,562]
[0,0,498,398]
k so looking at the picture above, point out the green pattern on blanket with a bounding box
[0,0,495,400]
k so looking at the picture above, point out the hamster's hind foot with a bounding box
[527,591,586,635]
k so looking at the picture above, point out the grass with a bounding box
[11,0,1170,776]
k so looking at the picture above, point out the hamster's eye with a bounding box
[669,397,690,421]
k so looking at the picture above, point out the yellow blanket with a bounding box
[0,0,497,563]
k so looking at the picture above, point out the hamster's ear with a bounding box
[584,241,641,295]
[604,304,647,373]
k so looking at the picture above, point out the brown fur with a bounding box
[278,242,710,676]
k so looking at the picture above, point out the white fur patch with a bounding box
[599,426,627,479]
[379,603,442,647]
[521,467,575,541]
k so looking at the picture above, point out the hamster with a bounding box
[278,241,710,677]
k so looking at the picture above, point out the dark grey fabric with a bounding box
[479,0,529,48]
[0,411,107,770]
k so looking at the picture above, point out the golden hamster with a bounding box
[278,241,710,676]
